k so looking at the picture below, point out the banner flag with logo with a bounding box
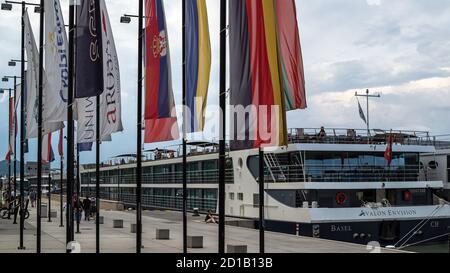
[24,11,63,139]
[99,0,123,138]
[75,0,104,98]
[44,0,69,122]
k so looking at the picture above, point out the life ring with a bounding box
[336,192,348,205]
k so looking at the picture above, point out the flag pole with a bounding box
[66,0,76,251]
[181,0,188,254]
[76,146,80,233]
[218,0,227,254]
[8,89,12,220]
[36,0,45,254]
[48,171,52,222]
[13,76,17,219]
[60,151,64,227]
[95,95,100,253]
[18,0,26,251]
[136,0,144,253]
[259,148,265,253]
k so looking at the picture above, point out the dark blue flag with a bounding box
[75,0,104,98]
[78,142,93,152]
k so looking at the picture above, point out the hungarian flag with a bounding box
[144,0,179,143]
[229,0,295,150]
[384,134,394,166]
[186,0,211,133]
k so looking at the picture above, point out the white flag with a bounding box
[76,97,96,144]
[44,0,68,123]
[24,11,63,139]
[99,0,123,138]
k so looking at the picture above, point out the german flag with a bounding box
[229,0,306,151]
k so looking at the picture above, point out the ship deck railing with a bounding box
[81,168,235,185]
[287,128,442,146]
[263,164,423,183]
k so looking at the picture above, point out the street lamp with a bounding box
[120,15,131,24]
[1,2,12,10]
[120,7,145,253]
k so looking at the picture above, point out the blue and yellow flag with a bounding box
[186,0,211,133]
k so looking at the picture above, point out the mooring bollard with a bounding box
[187,236,203,248]
[113,219,123,228]
[156,229,170,240]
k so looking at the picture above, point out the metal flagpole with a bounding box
[95,95,100,252]
[13,76,17,213]
[36,0,45,254]
[66,0,75,251]
[259,148,265,253]
[181,0,188,254]
[48,172,52,222]
[8,88,12,219]
[18,0,26,251]
[355,89,381,144]
[76,146,80,233]
[218,0,227,254]
[60,152,64,227]
[136,0,144,254]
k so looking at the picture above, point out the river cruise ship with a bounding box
[79,128,450,247]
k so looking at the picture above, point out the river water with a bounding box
[404,243,449,253]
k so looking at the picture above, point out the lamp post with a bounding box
[1,0,41,251]
[120,3,146,253]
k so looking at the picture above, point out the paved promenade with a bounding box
[0,202,403,253]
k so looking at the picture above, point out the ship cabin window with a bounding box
[253,194,259,208]
[229,192,235,200]
[238,193,244,201]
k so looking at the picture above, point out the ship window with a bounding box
[238,158,243,169]
[428,161,438,169]
[238,193,244,201]
[229,192,235,200]
[447,156,450,169]
[253,194,259,207]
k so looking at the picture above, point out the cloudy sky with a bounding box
[1,0,450,168]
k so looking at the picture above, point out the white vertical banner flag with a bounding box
[24,11,63,139]
[76,97,96,144]
[99,0,123,138]
[76,0,122,145]
[44,0,69,122]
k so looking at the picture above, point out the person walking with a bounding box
[29,190,36,208]
[82,197,92,221]
[73,197,83,223]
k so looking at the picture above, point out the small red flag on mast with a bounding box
[384,133,394,166]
